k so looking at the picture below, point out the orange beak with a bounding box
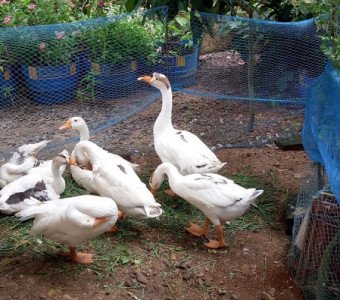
[68,158,77,166]
[59,119,72,130]
[137,75,153,84]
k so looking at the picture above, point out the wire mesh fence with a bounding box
[1,5,338,299]
[1,7,325,160]
[287,163,340,300]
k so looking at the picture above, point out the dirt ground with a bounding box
[0,91,308,299]
[0,147,308,300]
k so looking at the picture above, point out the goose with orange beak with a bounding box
[150,162,263,249]
[0,140,50,188]
[138,73,225,195]
[16,195,122,264]
[0,150,75,215]
[59,116,139,194]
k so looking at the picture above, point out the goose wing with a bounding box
[156,129,224,174]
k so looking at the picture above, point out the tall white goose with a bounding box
[150,163,263,249]
[0,151,74,215]
[16,195,121,264]
[59,117,138,193]
[0,140,49,188]
[138,73,225,176]
[75,140,162,218]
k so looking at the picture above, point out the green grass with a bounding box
[0,168,278,277]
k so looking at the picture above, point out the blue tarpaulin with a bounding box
[303,63,340,203]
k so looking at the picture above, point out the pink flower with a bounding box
[39,42,46,51]
[98,1,105,7]
[55,31,64,39]
[0,0,9,5]
[28,3,36,10]
[3,15,12,24]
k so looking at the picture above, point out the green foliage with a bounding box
[85,19,158,64]
[0,0,78,27]
[294,0,339,70]
[15,31,81,66]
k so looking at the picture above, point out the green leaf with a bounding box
[175,16,188,27]
[125,0,140,12]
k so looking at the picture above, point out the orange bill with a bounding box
[59,119,72,130]
[137,75,153,84]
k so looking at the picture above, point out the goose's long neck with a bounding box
[77,143,100,165]
[154,87,173,134]
[78,124,90,141]
[51,163,65,194]
[160,163,182,187]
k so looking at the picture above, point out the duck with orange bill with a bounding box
[16,195,122,264]
[0,140,50,188]
[59,116,139,193]
[138,73,225,195]
[150,162,263,249]
[0,150,75,215]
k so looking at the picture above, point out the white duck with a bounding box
[75,140,162,218]
[0,140,49,188]
[59,116,138,193]
[0,151,75,215]
[16,195,121,264]
[138,73,225,176]
[150,163,263,249]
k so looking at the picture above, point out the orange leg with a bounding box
[164,188,176,197]
[186,218,210,237]
[93,217,109,227]
[118,210,126,219]
[106,225,119,233]
[203,224,226,249]
[69,246,94,264]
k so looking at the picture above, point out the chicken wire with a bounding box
[288,163,340,300]
[0,9,325,159]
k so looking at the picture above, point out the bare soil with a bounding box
[0,92,308,299]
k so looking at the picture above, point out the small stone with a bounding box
[182,273,191,281]
[136,272,147,285]
[217,290,227,295]
[124,278,134,287]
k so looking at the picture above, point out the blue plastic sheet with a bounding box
[303,63,340,202]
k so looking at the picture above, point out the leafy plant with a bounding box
[16,30,80,66]
[0,0,78,27]
[294,0,339,70]
[85,19,158,64]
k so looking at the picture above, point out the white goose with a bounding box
[0,140,49,188]
[16,195,121,264]
[138,73,225,176]
[74,140,162,218]
[59,117,138,193]
[150,163,263,249]
[0,151,74,215]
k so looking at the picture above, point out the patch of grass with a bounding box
[226,167,278,233]
[0,168,278,277]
